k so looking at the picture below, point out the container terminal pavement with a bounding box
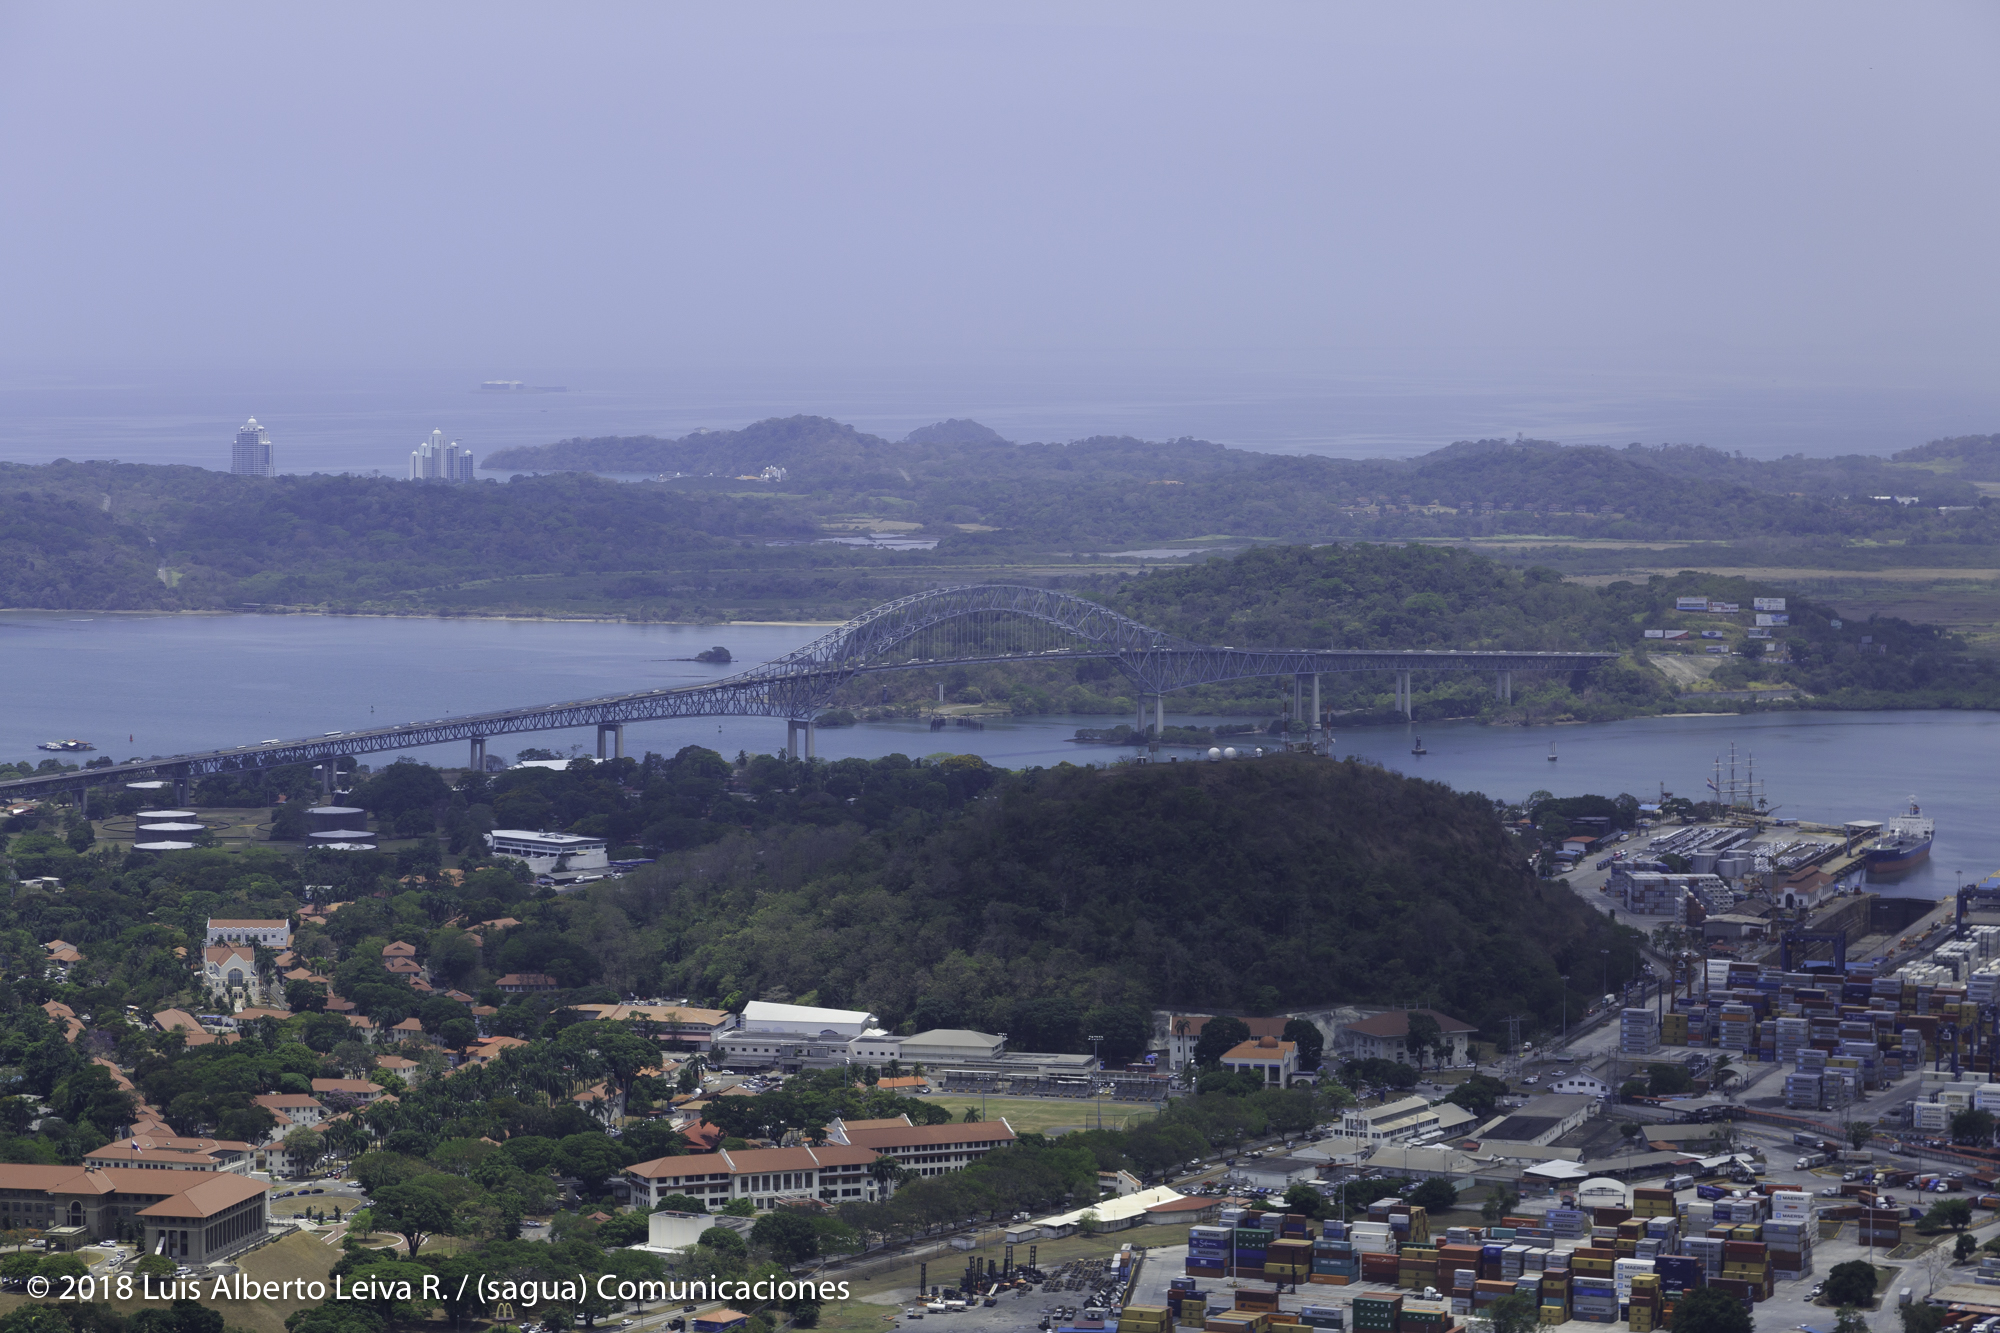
[1085,1183,1919,1333]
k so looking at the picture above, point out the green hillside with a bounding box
[369,751,1640,1036]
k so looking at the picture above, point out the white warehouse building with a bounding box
[484,829,608,875]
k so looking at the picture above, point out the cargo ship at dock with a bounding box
[1864,798,1934,875]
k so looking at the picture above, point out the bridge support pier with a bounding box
[1396,669,1413,719]
[1496,670,1513,703]
[1311,673,1321,743]
[786,719,815,761]
[469,737,486,772]
[595,724,624,761]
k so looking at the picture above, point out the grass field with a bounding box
[915,1096,1155,1136]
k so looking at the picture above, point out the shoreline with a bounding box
[0,606,845,627]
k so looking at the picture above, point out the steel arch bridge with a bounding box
[0,584,1615,801]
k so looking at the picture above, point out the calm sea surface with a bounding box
[4,612,1990,899]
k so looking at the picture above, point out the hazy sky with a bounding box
[3,4,1997,394]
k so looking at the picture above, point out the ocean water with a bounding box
[3,611,1987,899]
[3,368,1996,476]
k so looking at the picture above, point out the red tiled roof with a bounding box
[841,1121,1016,1151]
[153,1009,214,1046]
[1342,1009,1476,1038]
[1171,1015,1291,1040]
[136,1172,269,1219]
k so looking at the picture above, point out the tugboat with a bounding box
[36,739,95,752]
[1410,735,1427,755]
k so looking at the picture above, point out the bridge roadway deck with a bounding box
[0,582,1617,800]
[0,647,1611,802]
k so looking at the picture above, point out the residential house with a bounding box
[309,1078,384,1105]
[495,974,559,993]
[152,1009,216,1048]
[42,1001,83,1043]
[252,1093,327,1129]
[374,1055,425,1086]
[41,941,82,981]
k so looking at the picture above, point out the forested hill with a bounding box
[570,752,1630,1034]
[0,461,809,610]
[1092,544,2000,715]
[487,414,1998,546]
[5,416,2000,615]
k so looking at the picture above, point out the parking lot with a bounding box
[262,1174,369,1221]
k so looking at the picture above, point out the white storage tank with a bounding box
[307,805,366,833]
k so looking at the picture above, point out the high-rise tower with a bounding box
[409,429,476,481]
[231,419,275,476]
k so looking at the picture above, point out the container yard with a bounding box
[1092,1177,1898,1333]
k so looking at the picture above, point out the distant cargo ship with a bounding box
[1865,798,1934,874]
[36,739,95,752]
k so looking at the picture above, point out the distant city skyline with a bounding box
[409,428,475,482]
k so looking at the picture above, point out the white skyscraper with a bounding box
[409,429,476,481]
[230,419,275,476]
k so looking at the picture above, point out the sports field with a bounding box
[915,1095,1155,1135]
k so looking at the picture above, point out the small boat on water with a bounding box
[1410,736,1427,755]
[36,739,95,752]
[1547,740,1558,762]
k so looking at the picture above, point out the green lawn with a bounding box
[915,1095,1155,1136]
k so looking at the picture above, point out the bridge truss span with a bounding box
[0,584,1617,800]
